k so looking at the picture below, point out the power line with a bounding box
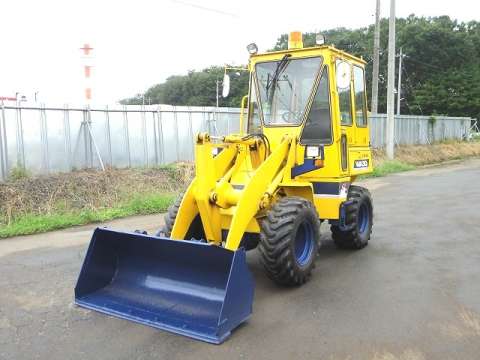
[396,47,404,115]
[169,0,239,18]
[404,56,442,70]
[401,66,423,115]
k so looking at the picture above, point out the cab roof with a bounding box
[249,45,366,66]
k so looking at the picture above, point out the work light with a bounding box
[247,43,258,55]
[316,34,326,45]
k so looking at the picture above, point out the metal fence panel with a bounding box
[0,103,471,181]
[369,114,470,147]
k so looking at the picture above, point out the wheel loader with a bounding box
[75,31,374,344]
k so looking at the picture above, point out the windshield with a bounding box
[254,56,323,126]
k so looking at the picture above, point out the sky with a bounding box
[0,0,477,106]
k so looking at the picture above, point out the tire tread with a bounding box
[259,197,320,286]
[331,185,373,249]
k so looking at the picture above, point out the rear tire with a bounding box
[331,185,373,249]
[156,195,181,237]
[259,197,320,286]
[156,194,205,240]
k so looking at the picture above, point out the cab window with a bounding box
[336,60,352,126]
[255,57,323,125]
[248,79,262,133]
[353,66,367,127]
[300,68,332,144]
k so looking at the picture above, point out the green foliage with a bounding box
[274,16,480,120]
[0,193,176,238]
[121,66,249,108]
[153,163,177,171]
[413,62,480,118]
[121,16,480,120]
[8,167,30,181]
[367,161,416,178]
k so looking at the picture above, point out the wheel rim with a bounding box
[358,203,370,234]
[294,221,315,266]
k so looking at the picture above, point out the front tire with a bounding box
[156,193,205,240]
[259,197,320,286]
[331,185,373,249]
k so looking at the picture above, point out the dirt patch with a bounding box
[2,141,479,226]
[0,164,193,225]
[372,349,426,360]
[373,141,480,166]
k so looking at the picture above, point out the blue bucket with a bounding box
[75,228,254,344]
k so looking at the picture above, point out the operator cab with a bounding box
[243,31,372,179]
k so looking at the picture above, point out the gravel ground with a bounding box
[1,159,480,360]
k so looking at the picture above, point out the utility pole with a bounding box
[386,0,396,159]
[214,79,220,132]
[371,0,381,114]
[396,47,403,115]
[216,79,220,108]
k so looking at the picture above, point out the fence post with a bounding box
[157,109,164,165]
[226,110,230,134]
[0,102,7,180]
[88,107,95,167]
[105,105,112,167]
[123,105,131,167]
[15,102,25,168]
[63,104,72,170]
[40,103,50,173]
[173,106,180,161]
[187,106,194,161]
[201,107,206,133]
[141,105,148,167]
[82,108,88,168]
[152,111,159,165]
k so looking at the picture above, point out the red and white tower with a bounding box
[80,43,94,104]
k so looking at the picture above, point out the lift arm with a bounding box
[171,133,237,242]
[225,136,292,250]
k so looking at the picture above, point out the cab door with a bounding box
[350,65,372,175]
[352,65,369,147]
[335,59,354,175]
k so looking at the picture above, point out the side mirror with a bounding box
[222,74,230,98]
[336,61,351,89]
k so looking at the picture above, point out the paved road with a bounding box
[1,159,480,360]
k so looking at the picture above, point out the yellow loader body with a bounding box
[171,45,373,251]
[75,34,374,344]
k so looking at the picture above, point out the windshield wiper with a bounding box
[265,54,291,99]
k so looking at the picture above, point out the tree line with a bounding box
[121,15,480,120]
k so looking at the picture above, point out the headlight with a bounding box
[306,146,320,158]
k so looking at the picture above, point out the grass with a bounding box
[8,166,30,181]
[470,133,480,141]
[0,193,176,238]
[362,160,416,178]
[0,161,416,238]
[2,141,479,239]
